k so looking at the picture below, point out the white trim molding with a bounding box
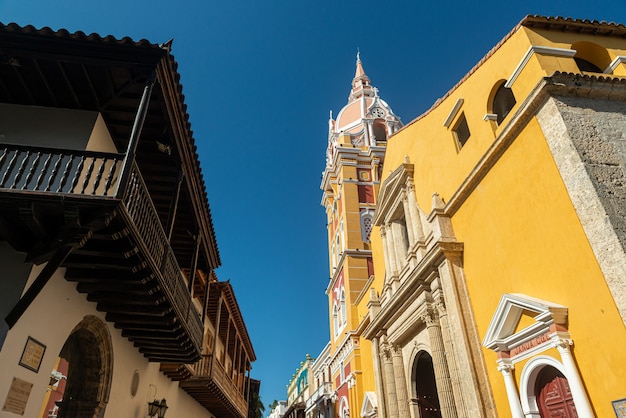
[519,354,593,418]
[483,113,498,122]
[505,46,577,88]
[482,293,568,357]
[360,391,378,418]
[443,98,464,127]
[604,55,626,74]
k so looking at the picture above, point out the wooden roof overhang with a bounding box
[0,23,220,363]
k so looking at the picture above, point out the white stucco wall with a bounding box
[0,263,215,418]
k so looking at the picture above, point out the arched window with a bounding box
[571,41,611,73]
[333,304,339,337]
[491,82,516,125]
[340,290,346,325]
[360,209,374,242]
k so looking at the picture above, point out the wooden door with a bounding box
[536,366,578,418]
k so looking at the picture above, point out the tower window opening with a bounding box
[571,41,611,73]
[573,57,602,73]
[373,123,387,142]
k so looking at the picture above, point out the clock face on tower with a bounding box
[371,107,384,118]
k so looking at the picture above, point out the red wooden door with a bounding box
[536,366,578,418]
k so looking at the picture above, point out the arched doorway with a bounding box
[42,315,113,418]
[535,366,577,418]
[412,352,442,418]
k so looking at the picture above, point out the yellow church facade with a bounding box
[363,16,626,418]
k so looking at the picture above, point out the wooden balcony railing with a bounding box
[121,163,204,350]
[0,144,122,197]
[0,144,203,358]
[210,358,248,416]
[175,354,248,417]
[192,353,214,377]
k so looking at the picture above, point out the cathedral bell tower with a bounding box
[321,54,401,418]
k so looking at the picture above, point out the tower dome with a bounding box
[327,54,401,164]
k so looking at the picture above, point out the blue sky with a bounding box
[1,0,625,414]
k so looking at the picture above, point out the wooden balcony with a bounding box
[0,143,203,362]
[161,355,249,418]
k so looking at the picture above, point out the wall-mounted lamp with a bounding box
[148,399,168,418]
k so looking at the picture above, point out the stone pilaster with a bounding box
[391,344,410,417]
[372,337,387,418]
[423,308,458,418]
[436,297,467,417]
[406,179,425,243]
[401,190,416,247]
[381,341,399,418]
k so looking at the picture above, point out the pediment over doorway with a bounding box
[360,391,378,418]
[483,293,568,353]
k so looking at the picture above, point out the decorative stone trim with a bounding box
[505,45,576,88]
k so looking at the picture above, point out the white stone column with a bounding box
[382,342,399,418]
[436,297,467,417]
[497,362,524,418]
[391,345,410,417]
[390,221,407,269]
[406,180,425,242]
[380,225,396,279]
[554,338,594,418]
[401,190,416,247]
[386,223,400,276]
[372,337,387,418]
[423,309,458,418]
[367,120,374,146]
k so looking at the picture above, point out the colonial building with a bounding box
[283,355,315,418]
[364,15,626,418]
[0,23,255,418]
[320,55,401,418]
[304,344,333,418]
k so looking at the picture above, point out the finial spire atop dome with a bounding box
[350,52,372,101]
[355,49,366,79]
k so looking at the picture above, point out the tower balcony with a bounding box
[0,143,203,363]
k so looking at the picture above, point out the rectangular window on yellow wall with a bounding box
[453,112,470,150]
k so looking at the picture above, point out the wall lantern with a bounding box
[148,398,168,418]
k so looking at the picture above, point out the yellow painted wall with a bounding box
[453,118,626,416]
[373,21,626,418]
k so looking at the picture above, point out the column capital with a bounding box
[435,295,447,314]
[497,362,515,374]
[420,308,438,327]
[390,344,403,357]
[554,336,573,353]
[406,178,415,193]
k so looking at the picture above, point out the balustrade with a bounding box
[0,144,122,196]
